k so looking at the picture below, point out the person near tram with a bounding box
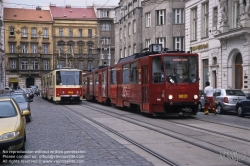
[204,81,216,115]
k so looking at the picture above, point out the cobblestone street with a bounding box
[2,96,153,166]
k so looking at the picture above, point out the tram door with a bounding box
[142,65,149,111]
[117,69,123,107]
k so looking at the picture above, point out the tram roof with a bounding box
[117,52,157,64]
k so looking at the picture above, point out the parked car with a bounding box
[0,92,32,122]
[235,95,250,117]
[30,85,39,96]
[214,88,246,114]
[0,97,29,163]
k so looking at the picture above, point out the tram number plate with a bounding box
[68,91,73,94]
[179,94,188,98]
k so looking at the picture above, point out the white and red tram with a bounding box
[41,68,83,102]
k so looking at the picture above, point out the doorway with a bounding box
[26,77,35,88]
[234,53,243,89]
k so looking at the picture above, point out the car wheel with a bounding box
[198,102,203,112]
[216,104,224,114]
[26,114,32,122]
[237,106,245,117]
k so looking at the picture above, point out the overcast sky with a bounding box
[4,0,119,9]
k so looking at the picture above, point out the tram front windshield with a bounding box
[56,71,80,85]
[164,56,198,84]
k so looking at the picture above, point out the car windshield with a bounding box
[226,90,246,96]
[0,101,17,118]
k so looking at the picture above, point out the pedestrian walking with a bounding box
[204,81,216,115]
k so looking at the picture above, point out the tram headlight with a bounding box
[194,95,198,99]
[76,91,79,94]
[168,95,173,100]
[62,91,65,95]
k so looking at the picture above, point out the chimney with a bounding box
[36,6,41,10]
[50,4,56,7]
[66,5,71,8]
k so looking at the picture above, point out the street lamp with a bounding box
[92,35,103,66]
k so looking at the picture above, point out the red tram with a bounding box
[83,45,199,116]
[41,68,83,102]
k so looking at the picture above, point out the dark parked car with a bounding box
[235,95,250,117]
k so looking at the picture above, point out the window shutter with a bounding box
[173,9,176,24]
[181,9,184,23]
[173,37,175,50]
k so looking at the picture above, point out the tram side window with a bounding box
[123,64,130,84]
[130,62,138,84]
[89,75,93,85]
[152,57,164,83]
[95,73,99,85]
[56,71,61,85]
[50,74,52,85]
[102,71,106,85]
[110,68,116,84]
[83,76,87,85]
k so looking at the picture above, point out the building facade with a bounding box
[114,0,143,64]
[185,0,250,95]
[50,5,99,72]
[3,7,53,89]
[142,0,185,51]
[95,5,116,66]
[0,0,4,90]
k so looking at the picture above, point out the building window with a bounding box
[31,60,39,70]
[145,39,151,48]
[32,28,36,37]
[88,61,92,71]
[69,45,73,54]
[156,38,166,48]
[102,38,111,45]
[101,24,111,31]
[88,45,92,54]
[59,28,63,37]
[213,7,218,28]
[43,28,48,38]
[78,45,83,54]
[232,2,240,28]
[156,10,165,25]
[32,45,37,54]
[10,60,16,69]
[203,59,209,89]
[9,44,15,53]
[128,46,131,56]
[128,23,131,36]
[69,28,73,37]
[21,61,29,70]
[79,61,83,70]
[78,29,82,37]
[191,7,197,41]
[173,9,184,24]
[133,44,136,54]
[44,60,49,70]
[59,46,64,54]
[124,26,126,38]
[120,28,122,39]
[146,12,151,27]
[22,45,28,53]
[120,49,122,58]
[133,20,136,33]
[202,3,209,38]
[10,27,15,36]
[22,28,27,37]
[88,29,92,38]
[43,45,49,54]
[124,47,127,57]
[102,10,109,17]
[173,37,184,51]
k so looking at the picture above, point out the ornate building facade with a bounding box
[185,0,250,95]
[3,7,53,89]
[50,4,99,72]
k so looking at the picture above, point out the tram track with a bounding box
[61,105,178,166]
[72,102,250,165]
